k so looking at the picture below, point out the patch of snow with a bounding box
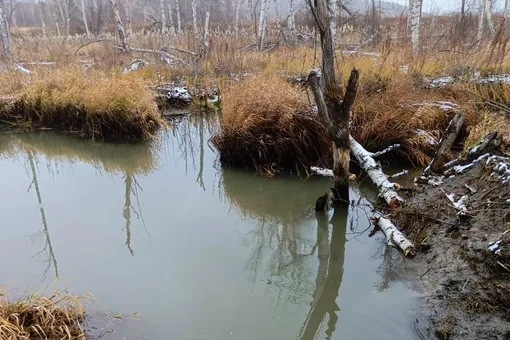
[167,87,192,103]
[489,240,502,253]
[428,176,443,186]
[414,129,438,146]
[311,166,333,177]
[123,59,148,73]
[428,76,454,88]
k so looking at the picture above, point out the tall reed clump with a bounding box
[0,289,91,339]
[0,68,164,141]
[352,77,478,166]
[211,75,330,175]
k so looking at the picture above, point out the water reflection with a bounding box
[27,149,59,279]
[0,114,420,340]
[300,208,347,340]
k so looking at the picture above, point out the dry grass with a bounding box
[0,67,164,141]
[211,74,330,175]
[0,288,91,340]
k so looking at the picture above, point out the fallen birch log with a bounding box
[350,136,404,208]
[425,111,465,175]
[374,216,416,257]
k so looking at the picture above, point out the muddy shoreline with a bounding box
[394,145,510,339]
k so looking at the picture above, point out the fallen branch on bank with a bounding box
[424,111,465,175]
[372,215,416,257]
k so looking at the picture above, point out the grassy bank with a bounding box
[0,68,164,142]
[0,289,90,339]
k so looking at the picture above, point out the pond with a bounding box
[0,114,424,340]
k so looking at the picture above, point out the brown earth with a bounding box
[394,151,510,339]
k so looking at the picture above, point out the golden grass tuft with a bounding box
[0,67,165,141]
[0,288,91,340]
[212,75,330,175]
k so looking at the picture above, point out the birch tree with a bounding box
[53,0,74,38]
[0,0,11,60]
[257,0,269,50]
[484,0,494,35]
[111,0,129,51]
[175,0,181,33]
[167,0,174,33]
[409,0,423,55]
[234,0,241,39]
[159,0,167,34]
[327,0,340,50]
[38,1,47,39]
[80,0,90,36]
[203,10,210,57]
[123,0,132,38]
[192,0,198,38]
[288,0,296,36]
[306,0,359,202]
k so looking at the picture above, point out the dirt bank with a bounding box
[395,141,510,339]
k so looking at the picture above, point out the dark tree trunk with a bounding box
[307,0,359,203]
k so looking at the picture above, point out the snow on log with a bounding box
[426,111,465,174]
[374,216,416,257]
[310,166,333,177]
[371,144,400,157]
[350,136,404,208]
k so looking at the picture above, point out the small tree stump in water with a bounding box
[315,193,329,212]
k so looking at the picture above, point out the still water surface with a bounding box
[0,114,422,340]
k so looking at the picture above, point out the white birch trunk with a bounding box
[167,0,174,33]
[350,136,404,208]
[327,0,339,50]
[375,216,416,257]
[192,0,198,38]
[0,0,11,60]
[159,0,167,34]
[248,0,256,40]
[257,0,269,50]
[234,0,241,39]
[80,0,90,36]
[38,1,47,39]
[505,0,509,18]
[288,0,296,36]
[111,0,129,51]
[175,0,181,33]
[203,10,210,57]
[410,0,422,56]
[477,0,485,41]
[485,0,494,35]
[123,0,132,38]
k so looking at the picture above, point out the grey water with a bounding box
[0,114,423,340]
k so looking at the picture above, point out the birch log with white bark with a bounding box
[203,10,210,57]
[111,0,129,51]
[374,216,416,257]
[410,0,422,56]
[175,0,181,33]
[80,0,90,36]
[350,136,404,208]
[235,0,241,39]
[257,0,269,50]
[124,0,132,38]
[159,0,167,34]
[0,0,11,60]
[192,0,198,39]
